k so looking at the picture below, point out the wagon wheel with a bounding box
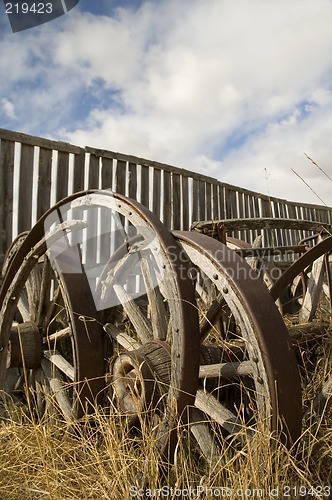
[0,223,105,421]
[1,191,200,459]
[173,231,302,460]
[270,235,332,417]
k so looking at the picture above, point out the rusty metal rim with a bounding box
[173,230,302,446]
[270,236,332,301]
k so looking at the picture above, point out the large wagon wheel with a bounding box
[173,231,302,460]
[0,223,105,421]
[0,190,200,459]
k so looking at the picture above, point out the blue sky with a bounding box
[1,0,332,205]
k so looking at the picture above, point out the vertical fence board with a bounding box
[260,198,271,218]
[172,173,181,230]
[163,171,172,228]
[152,168,161,221]
[115,160,126,195]
[56,151,70,201]
[141,165,150,208]
[212,183,219,220]
[198,180,206,221]
[88,154,100,189]
[192,179,199,223]
[128,162,137,200]
[85,154,100,270]
[72,150,85,193]
[218,185,226,220]
[0,140,14,260]
[205,183,212,221]
[101,157,113,191]
[181,176,189,230]
[99,157,114,266]
[37,148,52,220]
[18,144,34,233]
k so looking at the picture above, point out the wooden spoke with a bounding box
[43,350,75,381]
[99,252,132,303]
[36,257,52,326]
[195,389,245,435]
[43,326,71,344]
[104,323,140,351]
[17,290,30,322]
[199,292,225,339]
[42,285,62,332]
[41,358,73,422]
[113,283,152,343]
[199,361,254,379]
[190,408,221,463]
[140,252,168,341]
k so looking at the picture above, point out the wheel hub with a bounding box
[112,341,171,420]
[7,322,42,369]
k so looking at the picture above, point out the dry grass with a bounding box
[1,305,331,499]
[0,360,331,499]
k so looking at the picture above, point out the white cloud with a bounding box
[1,0,332,205]
[0,98,16,119]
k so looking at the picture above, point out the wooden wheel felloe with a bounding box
[173,231,302,459]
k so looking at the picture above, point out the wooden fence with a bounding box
[1,127,332,267]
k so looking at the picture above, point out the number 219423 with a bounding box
[5,3,53,14]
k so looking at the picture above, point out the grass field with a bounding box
[0,322,331,500]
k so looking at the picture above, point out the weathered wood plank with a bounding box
[212,183,219,221]
[162,171,172,228]
[56,151,69,201]
[36,147,52,220]
[101,156,113,190]
[218,185,226,219]
[115,159,126,195]
[181,175,189,230]
[88,153,100,189]
[128,162,137,200]
[0,128,82,154]
[198,180,206,221]
[18,144,34,233]
[172,173,181,230]
[192,178,199,223]
[0,139,14,259]
[205,182,212,221]
[260,198,272,218]
[72,150,85,193]
[152,168,161,219]
[140,164,149,208]
[299,251,325,323]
